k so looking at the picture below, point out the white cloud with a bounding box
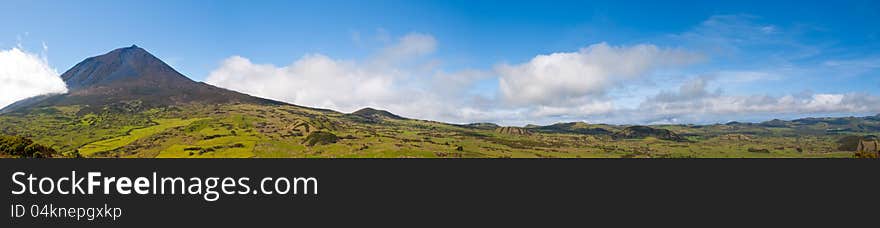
[491,42,703,122]
[496,42,701,107]
[206,54,399,113]
[206,32,489,124]
[530,101,615,117]
[637,77,880,122]
[0,47,67,109]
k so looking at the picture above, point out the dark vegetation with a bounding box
[527,122,613,135]
[613,126,685,141]
[302,131,340,147]
[836,135,865,151]
[461,122,500,130]
[184,143,246,155]
[0,134,58,158]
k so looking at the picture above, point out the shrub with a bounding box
[302,131,339,147]
[0,135,57,158]
[836,135,862,151]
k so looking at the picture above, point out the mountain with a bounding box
[1,45,281,113]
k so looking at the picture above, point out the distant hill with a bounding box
[613,126,684,141]
[1,45,282,113]
[759,119,790,128]
[462,122,500,130]
[527,122,613,135]
[347,107,406,123]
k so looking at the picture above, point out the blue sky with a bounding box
[2,0,879,125]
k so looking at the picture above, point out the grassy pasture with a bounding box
[79,118,205,156]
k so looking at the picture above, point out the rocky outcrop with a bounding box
[856,136,879,158]
[288,119,316,135]
[837,135,864,151]
[496,127,532,136]
[717,134,753,141]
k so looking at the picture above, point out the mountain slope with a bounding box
[1,45,282,113]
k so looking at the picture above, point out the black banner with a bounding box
[2,159,877,227]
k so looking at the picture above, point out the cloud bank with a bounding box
[0,47,67,109]
[635,77,880,123]
[205,15,880,126]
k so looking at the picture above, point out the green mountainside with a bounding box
[1,46,877,158]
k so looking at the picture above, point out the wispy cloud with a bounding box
[671,14,825,66]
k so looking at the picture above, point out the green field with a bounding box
[78,118,206,156]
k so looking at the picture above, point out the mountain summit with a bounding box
[2,46,282,113]
[62,45,192,91]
